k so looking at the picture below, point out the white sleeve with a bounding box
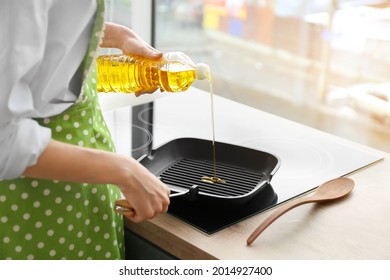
[0,0,52,179]
[0,120,52,179]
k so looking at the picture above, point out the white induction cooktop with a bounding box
[104,92,383,205]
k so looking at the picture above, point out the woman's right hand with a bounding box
[100,22,164,97]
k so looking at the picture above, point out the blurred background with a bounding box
[105,0,390,152]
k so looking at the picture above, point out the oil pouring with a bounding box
[96,52,225,183]
[201,69,226,184]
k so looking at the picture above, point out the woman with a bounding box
[0,0,170,259]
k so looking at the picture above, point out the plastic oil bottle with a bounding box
[96,52,210,93]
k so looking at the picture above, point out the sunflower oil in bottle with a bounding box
[96,52,210,93]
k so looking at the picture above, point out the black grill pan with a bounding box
[138,138,280,206]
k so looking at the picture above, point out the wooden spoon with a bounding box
[246,177,355,245]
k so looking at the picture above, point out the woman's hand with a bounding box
[101,22,162,59]
[101,22,163,96]
[113,155,171,223]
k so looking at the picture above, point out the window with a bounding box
[106,0,390,151]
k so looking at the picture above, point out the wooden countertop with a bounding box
[125,152,390,259]
[101,90,390,260]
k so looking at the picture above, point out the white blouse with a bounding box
[0,0,97,179]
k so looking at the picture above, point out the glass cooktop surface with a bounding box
[103,93,383,235]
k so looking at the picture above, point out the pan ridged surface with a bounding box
[159,158,264,197]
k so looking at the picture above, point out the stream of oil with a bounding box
[201,72,226,184]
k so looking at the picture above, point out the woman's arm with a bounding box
[24,139,170,223]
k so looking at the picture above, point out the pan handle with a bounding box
[169,185,199,200]
[114,199,136,215]
[114,185,199,215]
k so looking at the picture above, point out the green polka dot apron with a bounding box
[0,0,125,260]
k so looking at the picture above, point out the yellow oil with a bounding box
[96,55,197,93]
[96,54,224,183]
[201,72,226,184]
[159,66,196,92]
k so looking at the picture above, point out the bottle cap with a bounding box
[196,63,210,80]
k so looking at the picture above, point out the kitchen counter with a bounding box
[101,88,390,259]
